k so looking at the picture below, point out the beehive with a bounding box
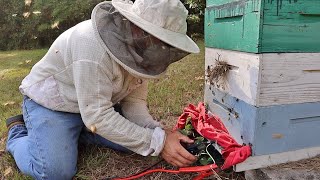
[204,0,320,171]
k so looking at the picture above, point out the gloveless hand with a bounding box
[160,129,197,167]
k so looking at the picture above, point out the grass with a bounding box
[0,49,47,179]
[0,41,245,179]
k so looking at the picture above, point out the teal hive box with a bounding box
[205,0,320,53]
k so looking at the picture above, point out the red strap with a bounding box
[113,164,218,180]
[179,164,218,172]
[113,168,180,180]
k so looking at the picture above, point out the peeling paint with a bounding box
[207,0,246,19]
[266,0,299,15]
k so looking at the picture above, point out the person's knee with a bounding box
[47,161,77,179]
[31,160,77,180]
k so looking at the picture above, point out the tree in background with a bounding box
[0,0,205,50]
[0,0,104,50]
[0,0,29,50]
[184,0,205,39]
[32,0,105,47]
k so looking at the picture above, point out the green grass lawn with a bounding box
[0,41,245,179]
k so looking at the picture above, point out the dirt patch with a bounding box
[270,156,320,171]
[0,53,17,60]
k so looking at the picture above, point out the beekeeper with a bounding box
[6,0,200,179]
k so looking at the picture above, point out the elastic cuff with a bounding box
[149,127,166,156]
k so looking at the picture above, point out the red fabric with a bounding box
[175,102,252,170]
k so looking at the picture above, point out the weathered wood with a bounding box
[205,48,261,106]
[262,0,320,52]
[205,0,262,53]
[235,146,320,172]
[206,47,320,106]
[204,85,255,145]
[260,53,320,106]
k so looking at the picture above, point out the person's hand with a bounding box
[160,129,197,167]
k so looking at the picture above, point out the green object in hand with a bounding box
[199,154,213,165]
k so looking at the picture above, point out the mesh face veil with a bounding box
[94,2,190,77]
[130,23,190,72]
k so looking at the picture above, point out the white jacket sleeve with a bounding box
[121,80,166,155]
[121,80,161,129]
[72,59,164,156]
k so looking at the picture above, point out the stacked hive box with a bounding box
[204,0,320,171]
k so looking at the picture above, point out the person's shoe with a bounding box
[6,114,24,130]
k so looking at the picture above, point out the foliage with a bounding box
[183,0,206,38]
[0,0,105,50]
[0,0,205,50]
[0,0,29,50]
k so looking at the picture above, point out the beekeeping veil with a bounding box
[91,0,200,78]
